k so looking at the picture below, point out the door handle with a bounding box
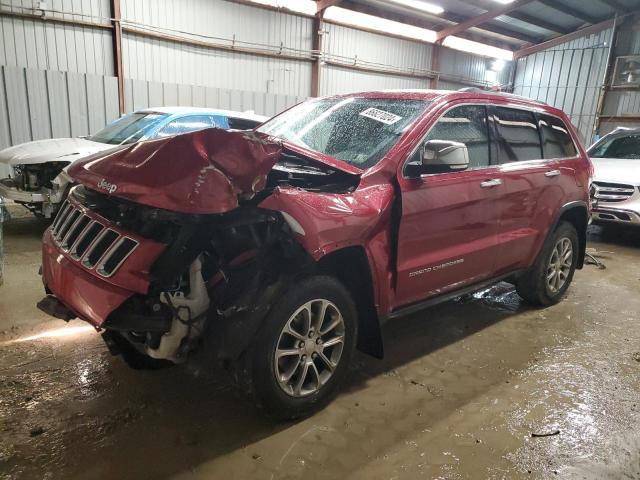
[480,178,503,188]
[545,169,561,177]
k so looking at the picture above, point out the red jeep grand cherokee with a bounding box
[38,90,592,418]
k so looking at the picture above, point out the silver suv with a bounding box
[588,127,640,227]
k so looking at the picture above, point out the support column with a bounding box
[430,41,441,89]
[311,12,323,98]
[111,0,125,115]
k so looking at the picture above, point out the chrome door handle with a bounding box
[480,178,503,188]
[545,169,561,177]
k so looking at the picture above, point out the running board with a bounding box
[381,271,522,323]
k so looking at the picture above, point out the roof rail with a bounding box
[458,87,485,93]
[457,87,548,105]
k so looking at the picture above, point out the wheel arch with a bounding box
[316,245,384,359]
[552,201,589,269]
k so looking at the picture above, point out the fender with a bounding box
[542,200,589,269]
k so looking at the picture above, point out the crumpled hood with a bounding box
[591,158,640,186]
[0,137,116,166]
[68,128,284,214]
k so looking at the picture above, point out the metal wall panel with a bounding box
[0,65,120,177]
[322,22,433,72]
[513,29,613,144]
[0,0,114,75]
[440,48,512,88]
[321,64,428,96]
[120,0,313,97]
[122,77,304,117]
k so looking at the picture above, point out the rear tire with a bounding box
[516,221,578,306]
[247,276,357,420]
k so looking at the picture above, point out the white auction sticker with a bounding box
[359,107,402,125]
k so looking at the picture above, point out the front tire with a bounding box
[248,276,358,420]
[516,221,578,306]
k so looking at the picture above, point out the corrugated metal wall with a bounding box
[1,0,516,160]
[440,48,512,88]
[320,22,432,95]
[513,29,613,144]
[123,78,304,117]
[0,64,120,176]
[120,0,313,97]
[0,0,114,75]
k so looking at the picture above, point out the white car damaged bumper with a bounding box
[0,175,69,217]
[591,181,640,226]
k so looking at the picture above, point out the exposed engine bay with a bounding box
[58,145,359,365]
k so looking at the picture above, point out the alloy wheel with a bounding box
[274,299,345,397]
[546,237,573,293]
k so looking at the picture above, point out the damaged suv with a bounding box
[38,90,591,419]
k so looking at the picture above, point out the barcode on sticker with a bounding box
[359,108,402,125]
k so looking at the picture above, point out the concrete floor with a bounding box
[1,209,640,480]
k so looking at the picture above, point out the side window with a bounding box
[538,114,577,159]
[407,104,490,173]
[156,115,213,138]
[493,107,542,163]
[228,117,262,130]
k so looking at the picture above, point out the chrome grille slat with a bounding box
[82,228,119,269]
[593,182,636,203]
[70,222,105,259]
[55,210,81,242]
[61,214,87,248]
[95,237,139,277]
[52,202,72,236]
[50,200,138,277]
[51,201,71,231]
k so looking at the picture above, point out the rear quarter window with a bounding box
[538,114,577,159]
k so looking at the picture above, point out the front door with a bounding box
[394,104,501,308]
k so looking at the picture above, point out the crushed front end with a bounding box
[38,129,329,365]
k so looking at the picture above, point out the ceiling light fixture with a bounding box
[324,7,437,43]
[388,0,445,15]
[443,36,514,61]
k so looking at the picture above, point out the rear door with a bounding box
[490,106,569,273]
[395,103,501,308]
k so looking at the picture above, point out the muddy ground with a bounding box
[1,211,639,480]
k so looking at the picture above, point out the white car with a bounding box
[588,127,640,227]
[0,107,268,217]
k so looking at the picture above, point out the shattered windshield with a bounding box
[89,112,168,145]
[257,97,430,169]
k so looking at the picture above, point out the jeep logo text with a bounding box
[97,178,118,194]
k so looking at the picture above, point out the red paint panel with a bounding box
[42,230,133,326]
[68,129,283,214]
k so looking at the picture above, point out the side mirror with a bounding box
[406,140,470,178]
[422,140,470,173]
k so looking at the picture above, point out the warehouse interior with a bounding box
[1,0,640,478]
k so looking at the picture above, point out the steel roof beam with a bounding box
[316,0,343,12]
[514,17,615,59]
[535,0,600,24]
[435,0,536,41]
[506,11,573,34]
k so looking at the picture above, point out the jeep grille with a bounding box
[51,201,138,277]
